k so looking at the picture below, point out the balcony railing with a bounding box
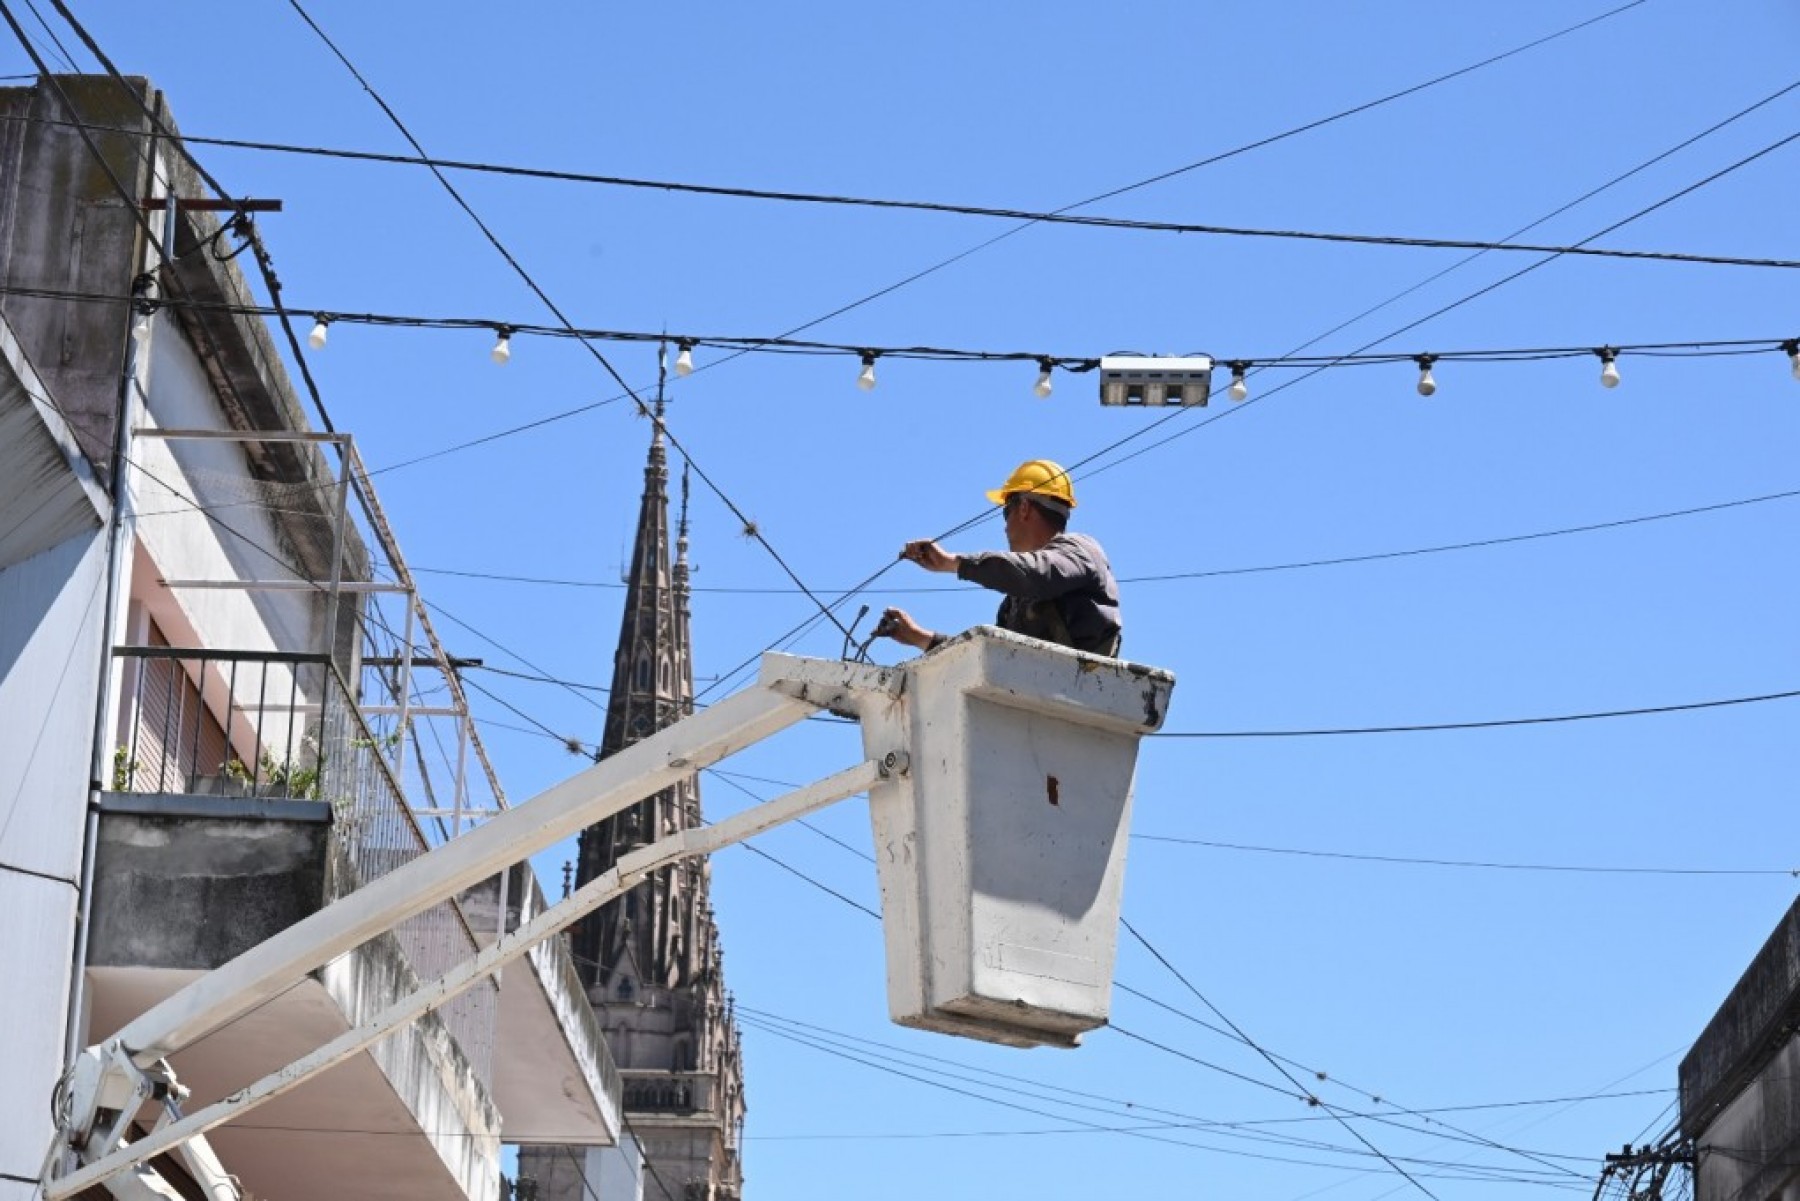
[621,1069,717,1115]
[110,643,498,1086]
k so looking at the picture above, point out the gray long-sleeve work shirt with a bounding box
[956,532,1122,656]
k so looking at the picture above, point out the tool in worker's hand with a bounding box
[841,605,872,662]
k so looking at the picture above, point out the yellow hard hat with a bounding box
[985,459,1076,508]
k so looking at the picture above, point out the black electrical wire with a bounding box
[733,1012,1568,1173]
[18,0,75,71]
[1122,916,1445,1201]
[267,0,1658,480]
[283,0,854,645]
[1114,979,1652,1179]
[740,1001,1653,1144]
[1130,834,1799,877]
[1077,121,1800,491]
[694,85,1800,695]
[406,483,1800,595]
[471,662,610,696]
[13,277,1794,373]
[670,0,1657,401]
[1150,687,1800,738]
[10,115,1795,270]
[702,768,875,865]
[1275,73,1800,372]
[740,1012,1584,1187]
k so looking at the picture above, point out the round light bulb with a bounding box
[675,344,694,377]
[857,354,877,392]
[307,319,328,350]
[491,331,512,366]
[1600,356,1620,389]
[1033,363,1054,399]
[1787,345,1800,382]
[1416,368,1437,397]
[1228,369,1248,402]
[131,312,152,344]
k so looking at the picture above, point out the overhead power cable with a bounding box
[1073,118,1800,493]
[18,0,75,71]
[1149,686,1800,737]
[7,116,1794,270]
[1129,835,1800,877]
[342,0,1656,481]
[691,79,1800,699]
[405,484,1800,595]
[1122,917,1444,1201]
[282,0,852,642]
[734,1009,1576,1174]
[739,1010,1585,1187]
[681,0,1655,381]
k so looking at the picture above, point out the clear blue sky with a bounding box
[11,2,1800,1198]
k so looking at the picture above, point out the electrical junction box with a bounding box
[1099,354,1214,406]
[854,627,1175,1048]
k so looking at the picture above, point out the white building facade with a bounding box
[0,75,625,1201]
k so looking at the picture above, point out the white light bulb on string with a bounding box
[1415,355,1438,398]
[1784,340,1799,382]
[1033,359,1054,399]
[1598,347,1620,389]
[307,317,329,350]
[857,352,877,392]
[131,309,153,344]
[491,327,513,366]
[1227,361,1249,402]
[674,340,695,377]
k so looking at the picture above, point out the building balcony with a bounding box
[621,1069,717,1116]
[87,644,623,1201]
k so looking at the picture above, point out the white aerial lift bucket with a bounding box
[851,626,1176,1048]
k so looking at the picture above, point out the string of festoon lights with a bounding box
[293,311,1800,400]
[42,281,1800,400]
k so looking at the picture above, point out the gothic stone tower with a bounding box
[566,408,746,1200]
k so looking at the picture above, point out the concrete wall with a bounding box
[88,797,504,1200]
[131,313,322,659]
[518,1136,643,1201]
[0,77,155,487]
[88,798,332,969]
[1693,1035,1800,1201]
[1682,898,1800,1136]
[320,922,505,1200]
[1681,898,1800,1201]
[0,530,107,1191]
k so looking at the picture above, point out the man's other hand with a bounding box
[877,607,935,650]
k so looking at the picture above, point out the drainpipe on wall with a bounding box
[64,127,176,1077]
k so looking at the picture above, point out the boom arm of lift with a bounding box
[44,652,909,1201]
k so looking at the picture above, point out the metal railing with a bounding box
[110,643,498,1086]
[621,1069,717,1115]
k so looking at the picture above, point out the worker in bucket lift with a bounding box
[879,458,1123,658]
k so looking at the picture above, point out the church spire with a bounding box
[571,358,686,987]
[528,353,747,1200]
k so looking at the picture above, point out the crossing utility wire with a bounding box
[282,0,854,644]
[1123,916,1444,1201]
[1129,836,1800,877]
[153,0,1650,483]
[403,484,1800,595]
[691,79,1800,700]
